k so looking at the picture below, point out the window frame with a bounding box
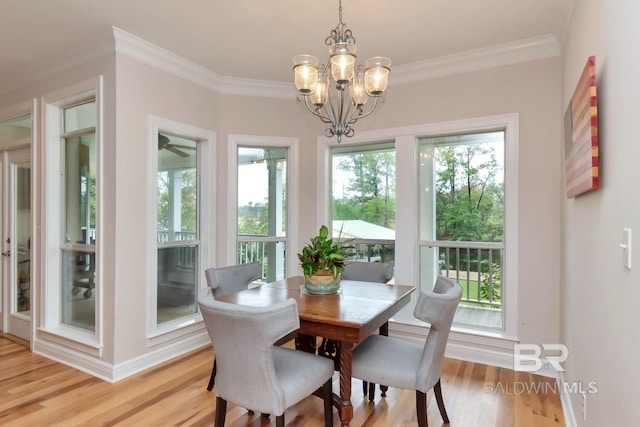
[41,76,103,354]
[418,130,507,331]
[317,113,519,340]
[147,116,215,340]
[228,135,299,277]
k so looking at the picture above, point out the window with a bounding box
[156,133,199,325]
[42,77,102,350]
[60,101,97,331]
[331,142,396,269]
[319,113,518,338]
[148,117,213,338]
[419,131,505,330]
[236,146,288,282]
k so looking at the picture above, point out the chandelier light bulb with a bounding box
[364,57,391,96]
[351,75,367,106]
[311,79,328,106]
[293,55,319,94]
[330,42,356,85]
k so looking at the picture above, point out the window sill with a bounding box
[147,313,205,347]
[38,325,102,357]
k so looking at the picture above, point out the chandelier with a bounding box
[293,0,391,143]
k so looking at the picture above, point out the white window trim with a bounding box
[40,76,104,353]
[228,134,299,277]
[317,113,519,340]
[146,116,215,341]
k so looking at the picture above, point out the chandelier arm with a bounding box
[323,85,340,127]
[338,87,347,128]
[347,96,381,124]
[342,94,363,125]
[300,96,332,123]
[339,86,360,131]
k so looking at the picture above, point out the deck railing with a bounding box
[434,242,503,310]
[155,232,502,312]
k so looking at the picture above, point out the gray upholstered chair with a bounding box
[198,296,334,427]
[203,262,261,391]
[341,261,395,283]
[205,262,261,298]
[338,261,395,399]
[351,275,462,427]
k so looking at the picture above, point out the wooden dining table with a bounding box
[215,275,415,426]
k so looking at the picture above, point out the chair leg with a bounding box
[215,396,227,427]
[416,390,428,427]
[363,381,368,397]
[206,358,217,391]
[275,415,285,427]
[433,378,450,424]
[323,378,333,427]
[368,382,376,402]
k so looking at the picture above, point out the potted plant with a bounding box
[297,224,356,294]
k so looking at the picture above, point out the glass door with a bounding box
[1,147,31,341]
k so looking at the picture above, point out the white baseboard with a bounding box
[557,372,579,427]
[112,332,210,382]
[33,331,210,383]
[33,339,115,382]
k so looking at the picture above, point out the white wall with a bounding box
[561,1,640,425]
[298,59,564,346]
[226,63,563,353]
[113,55,220,364]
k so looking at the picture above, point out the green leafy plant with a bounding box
[479,260,502,305]
[297,225,356,279]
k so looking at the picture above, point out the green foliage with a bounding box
[479,260,502,304]
[156,169,197,232]
[297,225,356,278]
[238,202,269,235]
[334,152,395,228]
[435,144,503,242]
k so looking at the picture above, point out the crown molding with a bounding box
[218,76,295,100]
[2,27,561,99]
[391,34,561,86]
[113,28,560,95]
[113,27,221,93]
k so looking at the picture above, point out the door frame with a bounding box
[0,100,35,346]
[1,146,32,342]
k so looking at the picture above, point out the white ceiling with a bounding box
[0,0,574,93]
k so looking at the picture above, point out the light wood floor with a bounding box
[0,335,565,426]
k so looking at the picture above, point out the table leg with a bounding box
[336,340,354,426]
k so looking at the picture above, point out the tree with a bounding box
[335,151,396,228]
[435,144,503,242]
[238,201,269,235]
